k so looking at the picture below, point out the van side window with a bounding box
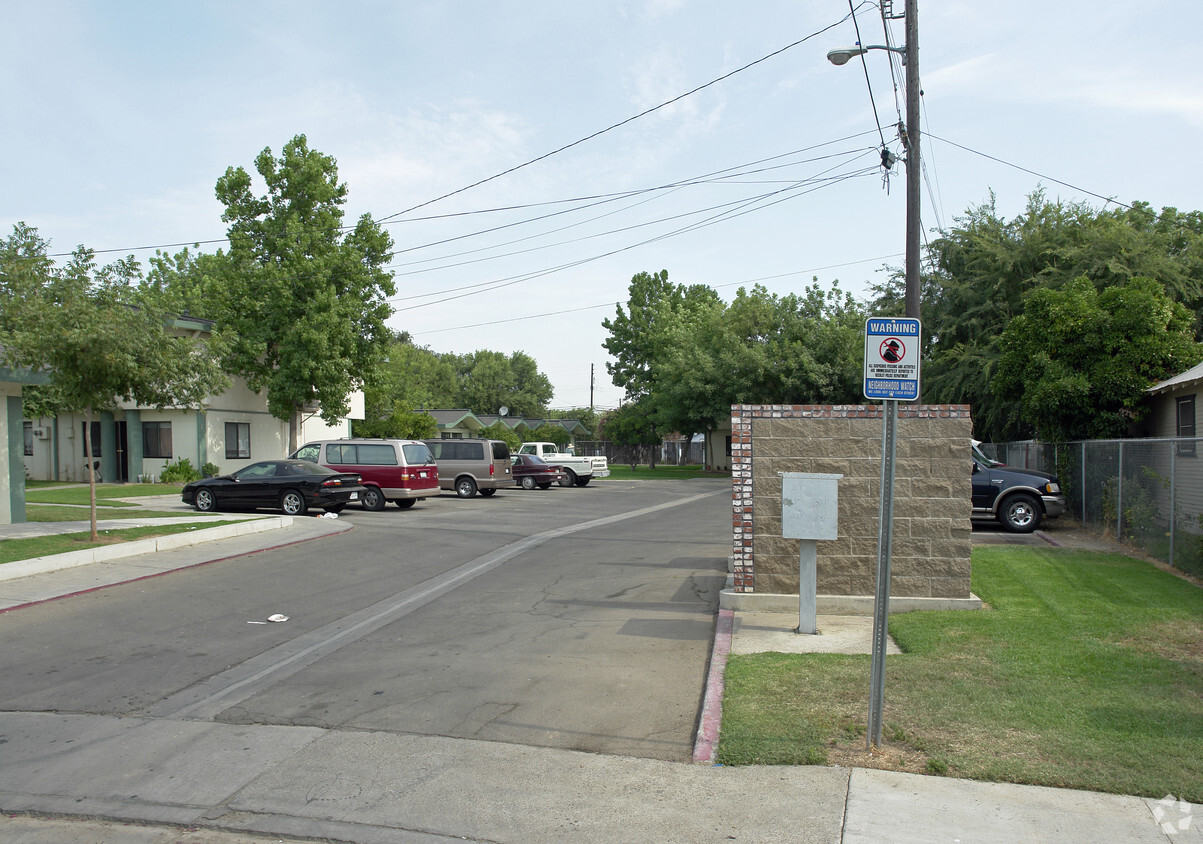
[357,444,398,465]
[465,442,484,460]
[294,444,320,463]
[328,444,355,464]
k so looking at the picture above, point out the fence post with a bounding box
[1081,442,1087,524]
[1170,442,1177,569]
[1117,441,1124,539]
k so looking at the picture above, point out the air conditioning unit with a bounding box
[33,427,49,439]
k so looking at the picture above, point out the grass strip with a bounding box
[604,465,729,481]
[0,521,245,565]
[25,506,195,522]
[25,483,182,506]
[718,544,1203,801]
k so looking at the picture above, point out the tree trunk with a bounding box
[288,406,300,455]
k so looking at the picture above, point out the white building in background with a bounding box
[22,315,362,484]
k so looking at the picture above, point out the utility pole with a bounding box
[903,0,920,321]
[590,363,595,412]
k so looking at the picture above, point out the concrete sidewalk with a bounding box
[0,512,1197,842]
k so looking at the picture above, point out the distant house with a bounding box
[22,316,362,484]
[425,409,589,443]
[1144,361,1203,444]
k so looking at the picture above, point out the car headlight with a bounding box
[1045,482,1061,494]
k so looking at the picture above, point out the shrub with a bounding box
[159,457,202,484]
[202,462,221,478]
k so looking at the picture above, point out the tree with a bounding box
[352,402,438,439]
[447,349,553,417]
[992,276,1202,441]
[599,400,663,468]
[878,191,1203,440]
[207,134,396,451]
[602,269,722,402]
[0,224,229,539]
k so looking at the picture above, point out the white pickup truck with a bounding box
[516,442,609,487]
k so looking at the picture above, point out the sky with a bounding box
[5,1,1203,414]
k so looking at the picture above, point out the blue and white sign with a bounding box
[864,317,921,400]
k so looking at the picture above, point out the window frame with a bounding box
[225,422,251,460]
[142,421,173,459]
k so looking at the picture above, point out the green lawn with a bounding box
[718,545,1203,801]
[604,465,729,481]
[25,505,191,522]
[0,521,244,565]
[25,483,183,507]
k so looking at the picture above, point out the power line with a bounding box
[376,7,873,225]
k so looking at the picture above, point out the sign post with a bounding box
[863,317,920,748]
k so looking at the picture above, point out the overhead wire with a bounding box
[375,5,876,225]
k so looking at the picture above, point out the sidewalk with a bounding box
[0,514,1197,842]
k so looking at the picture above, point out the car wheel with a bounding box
[479,488,496,497]
[325,503,346,514]
[280,490,308,516]
[195,488,217,512]
[559,468,577,487]
[361,486,386,511]
[396,498,416,509]
[537,483,551,490]
[576,477,591,487]
[456,477,478,498]
[521,476,537,490]
[1000,494,1041,533]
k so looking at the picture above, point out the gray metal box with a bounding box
[781,472,841,540]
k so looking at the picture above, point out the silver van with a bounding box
[291,438,439,511]
[422,438,512,498]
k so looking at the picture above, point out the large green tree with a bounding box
[205,134,396,451]
[876,191,1203,440]
[993,276,1201,441]
[446,349,553,417]
[0,224,229,538]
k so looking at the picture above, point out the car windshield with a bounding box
[971,442,1003,467]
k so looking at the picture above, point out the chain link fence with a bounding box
[978,438,1203,576]
[575,440,705,466]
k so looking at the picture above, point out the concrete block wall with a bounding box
[731,404,973,598]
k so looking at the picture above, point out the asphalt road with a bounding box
[0,477,732,762]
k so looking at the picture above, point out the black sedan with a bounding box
[182,460,365,516]
[510,454,566,490]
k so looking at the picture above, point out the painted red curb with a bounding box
[693,607,734,764]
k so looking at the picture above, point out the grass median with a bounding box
[603,465,729,480]
[25,482,183,507]
[0,521,246,566]
[718,544,1203,802]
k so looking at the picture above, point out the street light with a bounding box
[825,45,903,66]
[826,0,920,322]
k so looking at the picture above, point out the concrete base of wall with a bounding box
[719,587,983,615]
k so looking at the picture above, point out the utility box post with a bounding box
[780,472,842,635]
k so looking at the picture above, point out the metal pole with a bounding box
[868,399,898,748]
[903,0,920,322]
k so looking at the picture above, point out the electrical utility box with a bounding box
[781,473,841,541]
[780,472,842,634]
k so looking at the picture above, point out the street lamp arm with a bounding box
[826,44,906,65]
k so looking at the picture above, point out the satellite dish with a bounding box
[499,406,509,417]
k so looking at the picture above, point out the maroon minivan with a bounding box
[291,438,439,511]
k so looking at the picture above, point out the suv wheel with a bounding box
[361,486,386,511]
[1000,494,1041,533]
[456,477,478,498]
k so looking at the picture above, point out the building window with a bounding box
[143,421,173,459]
[225,422,250,460]
[1177,396,1196,457]
[81,421,101,457]
[24,421,34,456]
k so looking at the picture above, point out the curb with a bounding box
[0,517,291,583]
[693,607,734,764]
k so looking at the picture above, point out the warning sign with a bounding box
[864,317,921,400]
